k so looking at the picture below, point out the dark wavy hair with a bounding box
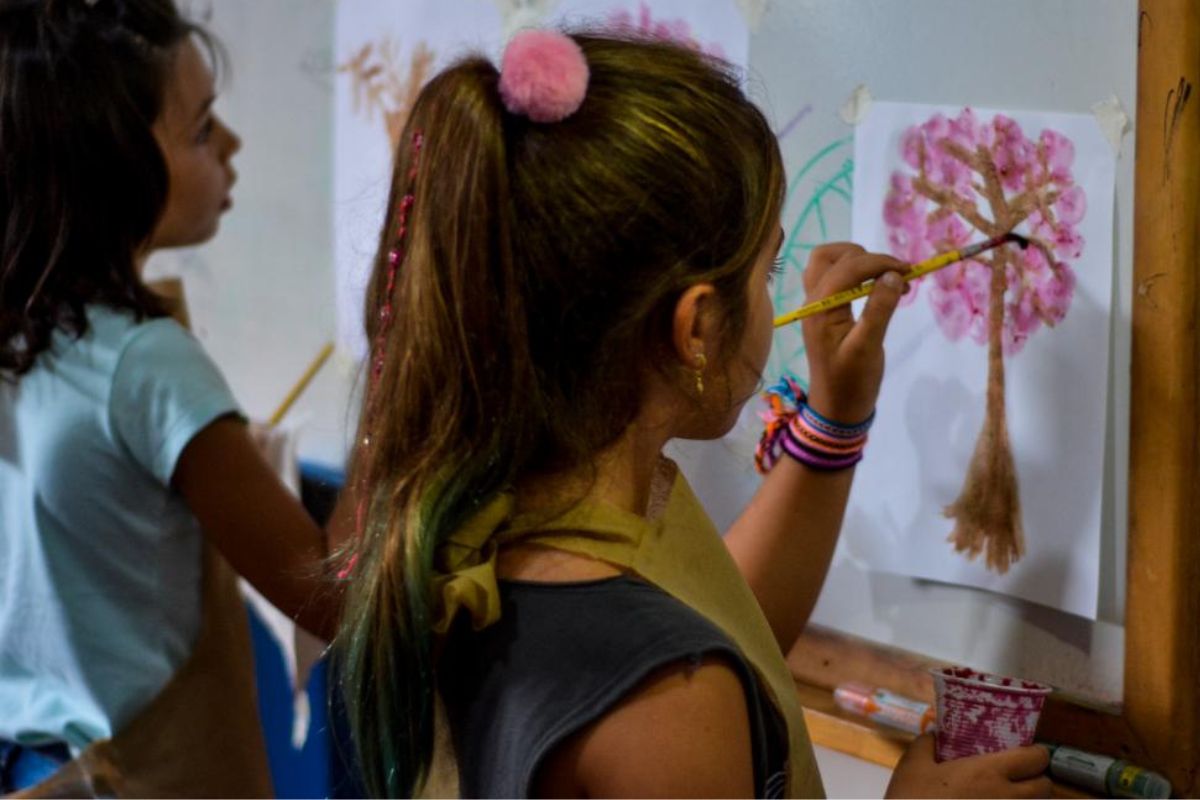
[0,0,210,374]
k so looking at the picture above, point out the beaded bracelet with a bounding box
[755,376,873,474]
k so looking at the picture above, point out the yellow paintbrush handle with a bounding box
[268,342,335,427]
[903,247,965,281]
[772,281,879,327]
[772,242,987,328]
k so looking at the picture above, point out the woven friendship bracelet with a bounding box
[799,402,875,438]
[755,377,804,474]
[754,376,873,474]
[789,414,867,455]
[781,420,866,471]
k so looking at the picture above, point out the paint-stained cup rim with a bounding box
[931,666,1053,697]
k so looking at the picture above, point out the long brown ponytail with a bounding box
[337,33,784,797]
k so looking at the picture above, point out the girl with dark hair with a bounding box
[0,0,338,794]
[336,29,1051,799]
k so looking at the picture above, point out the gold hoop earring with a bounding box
[694,353,707,396]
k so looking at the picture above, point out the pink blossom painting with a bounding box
[845,101,1115,617]
[605,1,727,58]
[885,109,1084,357]
[881,108,1088,574]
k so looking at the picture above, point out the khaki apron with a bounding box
[14,546,274,799]
[430,459,826,798]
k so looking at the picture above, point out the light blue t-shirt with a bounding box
[0,305,240,750]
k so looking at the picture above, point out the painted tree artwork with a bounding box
[339,37,435,153]
[882,108,1086,574]
[606,1,727,58]
[842,101,1114,617]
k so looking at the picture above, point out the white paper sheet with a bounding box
[333,0,749,356]
[845,101,1115,619]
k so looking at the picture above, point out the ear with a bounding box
[671,283,720,369]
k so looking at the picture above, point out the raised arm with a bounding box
[724,243,905,650]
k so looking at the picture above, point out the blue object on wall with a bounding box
[246,605,331,798]
[246,461,364,797]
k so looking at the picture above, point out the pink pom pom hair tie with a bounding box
[498,30,589,123]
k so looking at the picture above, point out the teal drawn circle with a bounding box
[768,136,854,388]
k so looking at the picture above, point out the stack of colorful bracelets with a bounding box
[755,376,874,474]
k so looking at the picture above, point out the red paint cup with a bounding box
[930,666,1053,761]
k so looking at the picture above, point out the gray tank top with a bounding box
[439,575,788,798]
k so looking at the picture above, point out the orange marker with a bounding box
[834,683,936,735]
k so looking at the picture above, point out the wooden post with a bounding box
[1124,0,1200,794]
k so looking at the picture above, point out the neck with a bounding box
[516,415,672,519]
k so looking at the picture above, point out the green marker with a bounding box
[1042,743,1172,799]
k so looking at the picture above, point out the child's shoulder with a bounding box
[89,304,191,356]
[42,304,191,371]
[72,304,217,387]
[15,305,195,399]
[92,303,238,485]
[43,303,234,431]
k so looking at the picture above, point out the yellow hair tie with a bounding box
[430,494,514,634]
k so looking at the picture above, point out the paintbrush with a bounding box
[268,342,334,427]
[773,232,1031,328]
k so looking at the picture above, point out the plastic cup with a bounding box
[931,666,1053,761]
